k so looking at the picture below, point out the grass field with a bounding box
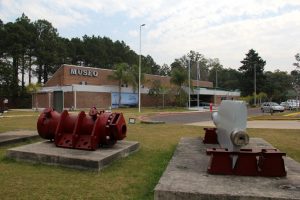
[0,110,299,199]
[248,110,300,120]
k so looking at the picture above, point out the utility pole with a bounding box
[138,24,145,113]
[197,61,200,108]
[214,68,218,105]
[188,59,191,109]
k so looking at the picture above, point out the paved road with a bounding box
[150,108,262,124]
[186,120,300,129]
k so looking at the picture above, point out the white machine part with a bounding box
[212,100,249,152]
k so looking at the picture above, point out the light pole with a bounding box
[254,64,256,106]
[139,24,145,113]
[197,61,199,108]
[214,68,218,104]
[188,59,191,109]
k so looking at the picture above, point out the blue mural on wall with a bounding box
[111,93,138,108]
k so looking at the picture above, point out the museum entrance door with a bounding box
[53,91,63,112]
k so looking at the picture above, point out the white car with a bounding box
[280,102,293,110]
[261,102,284,113]
[287,99,300,109]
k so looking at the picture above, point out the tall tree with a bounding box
[170,66,188,106]
[127,64,144,94]
[159,64,171,76]
[172,50,210,81]
[142,55,160,75]
[293,53,300,68]
[207,59,223,87]
[187,51,209,81]
[0,15,165,103]
[0,60,14,96]
[108,63,130,106]
[3,21,23,97]
[238,49,266,96]
[15,14,36,90]
[208,67,241,90]
[263,70,292,102]
[34,19,59,84]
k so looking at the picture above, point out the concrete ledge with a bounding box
[6,140,139,171]
[154,137,300,200]
[0,131,39,146]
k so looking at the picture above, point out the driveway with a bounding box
[149,108,262,124]
[148,108,300,129]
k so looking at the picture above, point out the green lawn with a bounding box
[0,111,39,133]
[248,110,300,120]
[0,110,299,199]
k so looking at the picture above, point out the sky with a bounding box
[1,0,300,72]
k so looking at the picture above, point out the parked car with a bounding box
[280,102,293,110]
[261,102,284,113]
[286,99,300,109]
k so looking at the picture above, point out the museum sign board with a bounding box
[70,68,98,77]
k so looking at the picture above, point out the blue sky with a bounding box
[1,0,300,72]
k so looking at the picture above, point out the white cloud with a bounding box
[140,0,300,71]
[0,0,90,28]
[0,0,300,71]
[128,30,138,37]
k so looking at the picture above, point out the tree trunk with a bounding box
[12,56,19,97]
[28,51,32,84]
[118,81,122,107]
[38,64,42,83]
[43,65,48,84]
[21,54,25,92]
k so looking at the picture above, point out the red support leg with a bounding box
[203,128,218,144]
[207,148,233,175]
[234,149,259,176]
[258,149,286,177]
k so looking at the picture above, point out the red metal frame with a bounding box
[206,148,286,177]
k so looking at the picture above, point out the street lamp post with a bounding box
[139,24,145,113]
[197,61,199,108]
[214,68,218,104]
[188,59,191,109]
